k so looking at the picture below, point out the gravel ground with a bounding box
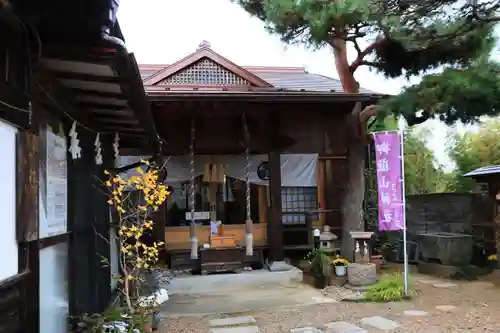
[159,274,500,333]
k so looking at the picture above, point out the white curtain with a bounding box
[118,154,318,187]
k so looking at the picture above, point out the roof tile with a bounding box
[139,64,377,94]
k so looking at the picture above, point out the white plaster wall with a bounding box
[39,242,69,333]
[0,120,18,281]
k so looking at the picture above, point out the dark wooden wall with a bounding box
[68,126,114,316]
[281,110,350,235]
[0,119,116,333]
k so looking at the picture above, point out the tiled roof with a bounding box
[249,70,375,94]
[139,64,377,94]
[464,165,500,177]
[140,65,166,80]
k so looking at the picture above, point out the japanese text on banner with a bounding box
[373,131,404,231]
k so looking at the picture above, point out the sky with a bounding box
[117,0,498,171]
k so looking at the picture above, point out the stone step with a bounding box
[210,316,257,327]
[324,321,368,333]
[435,305,456,312]
[432,282,457,288]
[360,316,401,330]
[290,327,322,333]
[403,310,428,317]
[211,326,259,333]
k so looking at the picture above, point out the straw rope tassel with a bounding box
[189,118,198,259]
[242,114,253,256]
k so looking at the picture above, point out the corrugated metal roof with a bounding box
[139,64,377,94]
[464,165,500,177]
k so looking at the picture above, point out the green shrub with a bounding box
[305,248,330,278]
[364,272,418,302]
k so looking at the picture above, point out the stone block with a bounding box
[432,282,457,288]
[435,305,456,312]
[403,310,428,316]
[347,263,377,286]
[290,327,322,333]
[325,321,367,333]
[211,326,259,333]
[360,316,400,330]
[267,261,293,272]
[210,316,257,327]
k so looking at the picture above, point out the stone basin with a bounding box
[417,232,473,266]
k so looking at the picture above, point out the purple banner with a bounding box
[373,131,404,231]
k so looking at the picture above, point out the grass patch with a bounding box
[364,272,418,302]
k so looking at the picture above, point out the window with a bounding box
[281,187,318,224]
[0,120,17,281]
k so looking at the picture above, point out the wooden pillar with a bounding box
[68,127,108,315]
[92,135,113,312]
[258,186,267,223]
[323,127,334,228]
[268,151,284,262]
[16,130,40,333]
[317,159,326,226]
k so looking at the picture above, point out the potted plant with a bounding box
[309,249,330,288]
[332,256,348,277]
[487,254,498,270]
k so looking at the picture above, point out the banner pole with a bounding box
[399,130,409,296]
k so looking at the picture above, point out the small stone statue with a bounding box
[349,231,374,264]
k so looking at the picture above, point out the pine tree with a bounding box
[235,0,500,258]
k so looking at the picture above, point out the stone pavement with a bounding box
[207,302,457,332]
[208,277,459,332]
[164,275,463,332]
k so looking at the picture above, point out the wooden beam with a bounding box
[75,102,130,111]
[49,71,123,84]
[70,88,127,100]
[34,69,99,131]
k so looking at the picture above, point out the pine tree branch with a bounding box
[349,39,384,73]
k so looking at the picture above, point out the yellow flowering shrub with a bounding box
[103,159,169,312]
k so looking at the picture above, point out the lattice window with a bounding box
[159,58,250,85]
[281,187,318,224]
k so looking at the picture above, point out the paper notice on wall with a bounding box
[40,127,68,239]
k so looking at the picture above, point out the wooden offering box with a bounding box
[210,235,237,248]
[200,247,244,275]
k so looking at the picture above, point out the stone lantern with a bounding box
[319,225,337,253]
